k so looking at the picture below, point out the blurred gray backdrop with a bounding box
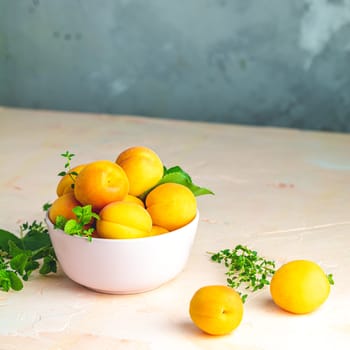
[1,0,350,132]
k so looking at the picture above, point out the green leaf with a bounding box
[7,271,23,291]
[0,229,22,253]
[10,253,29,275]
[72,205,93,225]
[162,166,214,196]
[0,270,11,292]
[164,166,192,180]
[72,206,83,217]
[160,171,190,186]
[187,182,215,197]
[23,260,40,280]
[30,247,47,260]
[327,273,335,285]
[79,205,97,224]
[22,230,51,252]
[64,219,82,235]
[8,240,25,257]
[43,202,52,212]
[39,255,57,275]
[241,294,248,303]
[55,215,67,230]
[140,165,214,200]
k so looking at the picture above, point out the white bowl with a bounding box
[45,211,199,294]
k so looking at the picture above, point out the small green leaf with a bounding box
[8,240,25,257]
[0,270,11,292]
[91,212,100,220]
[23,260,40,280]
[241,294,248,303]
[7,271,23,291]
[39,255,57,275]
[55,215,67,230]
[43,202,52,212]
[160,171,190,187]
[187,182,215,196]
[73,205,94,225]
[72,206,83,218]
[64,220,81,235]
[10,253,29,275]
[164,166,192,181]
[80,207,92,223]
[82,228,95,242]
[327,273,335,285]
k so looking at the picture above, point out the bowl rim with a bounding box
[45,209,200,243]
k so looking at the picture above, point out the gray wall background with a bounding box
[1,0,350,132]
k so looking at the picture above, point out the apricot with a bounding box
[150,225,169,236]
[116,146,164,197]
[189,285,244,335]
[96,201,152,239]
[74,160,129,211]
[145,183,197,231]
[123,194,145,208]
[48,192,81,224]
[270,260,331,314]
[56,164,86,197]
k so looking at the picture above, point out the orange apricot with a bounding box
[56,164,86,197]
[74,160,129,211]
[96,201,152,239]
[145,183,197,231]
[115,146,164,197]
[48,192,81,224]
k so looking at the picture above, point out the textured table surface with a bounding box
[0,107,349,350]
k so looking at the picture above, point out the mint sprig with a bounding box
[0,221,57,292]
[55,205,99,241]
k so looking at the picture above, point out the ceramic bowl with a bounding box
[45,211,199,294]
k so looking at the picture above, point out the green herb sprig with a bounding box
[209,245,276,303]
[57,151,79,189]
[58,151,75,177]
[55,205,99,241]
[0,220,57,292]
